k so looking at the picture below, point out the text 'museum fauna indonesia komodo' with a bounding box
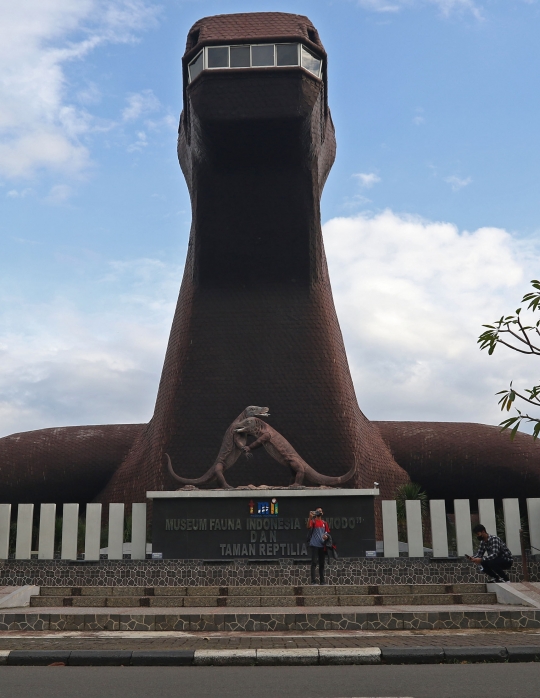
[2,12,540,506]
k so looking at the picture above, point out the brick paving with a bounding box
[1,629,540,651]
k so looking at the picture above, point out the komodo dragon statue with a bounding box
[166,405,270,489]
[234,417,355,488]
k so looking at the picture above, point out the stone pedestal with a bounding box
[147,488,378,560]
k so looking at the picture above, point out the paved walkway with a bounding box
[2,628,540,650]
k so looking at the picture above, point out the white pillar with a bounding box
[503,498,521,556]
[108,503,124,560]
[38,503,56,560]
[61,504,79,560]
[382,500,399,557]
[0,504,11,560]
[15,503,34,560]
[527,498,540,557]
[478,499,497,536]
[84,503,102,561]
[429,499,449,558]
[405,500,424,557]
[454,499,473,557]
[131,503,147,560]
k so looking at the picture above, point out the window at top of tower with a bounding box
[188,50,203,82]
[187,43,322,83]
[301,47,321,77]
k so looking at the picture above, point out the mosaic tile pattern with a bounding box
[2,609,540,632]
[1,558,538,588]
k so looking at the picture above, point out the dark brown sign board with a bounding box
[149,490,376,560]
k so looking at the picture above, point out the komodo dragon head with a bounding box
[234,417,261,433]
[243,406,270,418]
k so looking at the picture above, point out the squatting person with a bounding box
[307,508,330,585]
[466,523,513,582]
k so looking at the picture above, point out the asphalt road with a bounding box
[0,665,538,698]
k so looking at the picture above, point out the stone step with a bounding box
[30,592,498,608]
[37,583,488,598]
[2,607,538,632]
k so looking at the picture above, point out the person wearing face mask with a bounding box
[307,508,330,585]
[466,524,513,582]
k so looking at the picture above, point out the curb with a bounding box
[2,646,540,666]
[381,647,444,664]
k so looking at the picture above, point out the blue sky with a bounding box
[1,0,539,437]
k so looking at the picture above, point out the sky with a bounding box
[1,0,539,438]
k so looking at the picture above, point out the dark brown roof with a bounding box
[375,421,540,501]
[0,424,144,503]
[185,12,324,56]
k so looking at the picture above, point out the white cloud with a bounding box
[357,0,482,18]
[357,0,401,11]
[323,210,538,423]
[445,175,472,191]
[1,210,536,438]
[6,188,32,199]
[122,89,161,121]
[127,131,148,152]
[0,257,181,437]
[354,172,382,188]
[0,0,159,180]
[45,184,73,204]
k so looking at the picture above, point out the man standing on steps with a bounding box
[307,508,330,585]
[467,523,513,582]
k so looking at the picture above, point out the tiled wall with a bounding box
[1,557,537,587]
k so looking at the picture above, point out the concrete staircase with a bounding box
[31,583,496,608]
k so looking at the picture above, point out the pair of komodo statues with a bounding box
[167,405,355,490]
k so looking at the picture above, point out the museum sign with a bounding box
[148,488,377,560]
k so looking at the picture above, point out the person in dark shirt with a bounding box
[467,523,513,582]
[307,508,330,585]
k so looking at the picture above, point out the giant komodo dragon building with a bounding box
[1,12,540,505]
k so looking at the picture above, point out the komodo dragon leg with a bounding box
[291,464,305,488]
[241,433,271,458]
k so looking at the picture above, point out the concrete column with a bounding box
[454,499,473,557]
[382,500,399,557]
[478,499,497,536]
[84,503,102,561]
[38,503,56,560]
[15,504,34,560]
[0,504,11,560]
[405,500,424,557]
[131,503,147,560]
[429,500,449,558]
[108,503,124,560]
[527,498,540,557]
[61,504,79,560]
[503,498,521,556]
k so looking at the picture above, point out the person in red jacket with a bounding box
[307,508,330,585]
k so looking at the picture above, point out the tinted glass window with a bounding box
[251,44,274,67]
[276,44,298,66]
[207,46,229,68]
[188,51,203,82]
[301,46,321,77]
[230,45,250,68]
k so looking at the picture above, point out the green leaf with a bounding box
[509,423,520,441]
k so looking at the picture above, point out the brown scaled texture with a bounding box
[375,421,540,502]
[97,12,409,504]
[0,424,144,504]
